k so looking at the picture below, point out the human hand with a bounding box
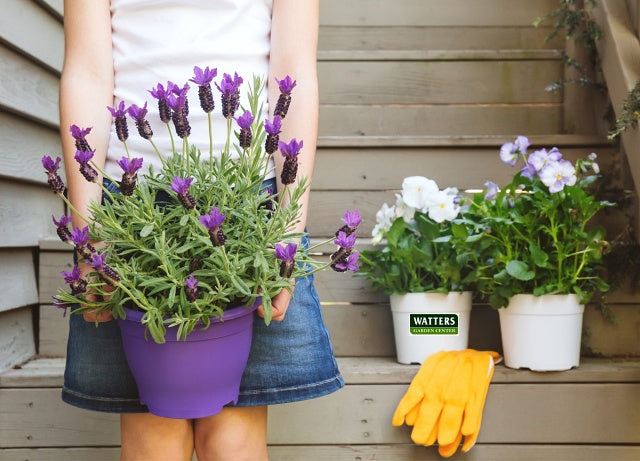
[77,258,114,323]
[256,283,294,322]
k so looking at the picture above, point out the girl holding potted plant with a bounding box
[56,1,353,460]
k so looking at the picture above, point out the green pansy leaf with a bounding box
[506,260,535,281]
[530,243,549,267]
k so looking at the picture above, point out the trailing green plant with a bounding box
[608,79,640,139]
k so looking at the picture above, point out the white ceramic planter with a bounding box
[390,291,472,364]
[499,294,585,371]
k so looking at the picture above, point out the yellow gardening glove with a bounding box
[437,350,500,457]
[391,350,448,427]
[460,350,500,453]
[409,351,466,445]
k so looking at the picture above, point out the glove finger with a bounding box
[404,401,421,426]
[392,351,448,426]
[462,430,479,453]
[438,353,473,445]
[461,352,497,436]
[438,429,463,458]
[411,400,443,445]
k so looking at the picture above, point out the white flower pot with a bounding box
[499,294,585,371]
[390,292,472,364]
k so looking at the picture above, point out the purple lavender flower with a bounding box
[216,72,243,118]
[70,125,92,151]
[185,273,199,302]
[235,110,254,149]
[71,226,96,260]
[149,83,172,123]
[170,176,197,210]
[500,135,530,166]
[483,181,499,201]
[279,138,303,185]
[61,265,88,296]
[275,243,297,278]
[127,102,153,140]
[171,82,191,115]
[333,251,360,272]
[166,89,191,138]
[74,149,99,182]
[53,214,73,242]
[107,101,129,142]
[117,156,143,196]
[190,66,217,113]
[53,296,68,316]
[336,210,362,236]
[274,76,297,119]
[199,206,227,246]
[90,253,121,286]
[264,116,282,155]
[330,231,357,271]
[42,155,65,194]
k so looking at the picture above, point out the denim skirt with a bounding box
[61,179,344,413]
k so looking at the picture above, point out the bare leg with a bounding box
[120,413,194,461]
[194,406,268,461]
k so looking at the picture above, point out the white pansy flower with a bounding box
[427,190,460,223]
[401,176,439,211]
[394,193,416,223]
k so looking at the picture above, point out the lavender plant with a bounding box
[43,68,360,343]
[464,136,613,308]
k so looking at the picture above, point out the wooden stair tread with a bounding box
[3,356,639,388]
[317,134,613,148]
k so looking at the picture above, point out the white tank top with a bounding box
[106,0,273,178]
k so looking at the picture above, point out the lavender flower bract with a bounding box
[42,155,65,194]
[336,210,362,236]
[127,102,153,140]
[216,73,243,119]
[275,243,297,278]
[199,206,227,246]
[52,214,73,242]
[117,156,143,196]
[149,83,172,123]
[279,138,303,185]
[274,76,297,119]
[190,66,217,113]
[235,110,254,149]
[71,226,96,259]
[90,253,121,286]
[170,176,196,209]
[70,125,92,151]
[74,150,99,182]
[185,274,199,302]
[166,89,191,138]
[61,265,88,296]
[107,101,129,142]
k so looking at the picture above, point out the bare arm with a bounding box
[259,0,320,321]
[60,0,114,321]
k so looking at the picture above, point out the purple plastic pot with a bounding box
[118,299,259,419]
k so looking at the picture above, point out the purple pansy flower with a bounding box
[185,273,199,302]
[170,176,196,209]
[42,155,65,194]
[53,214,73,242]
[500,135,530,166]
[199,206,227,246]
[527,147,562,173]
[539,159,577,193]
[275,243,298,278]
[483,181,499,201]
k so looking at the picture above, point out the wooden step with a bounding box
[1,357,639,461]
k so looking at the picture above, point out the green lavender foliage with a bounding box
[57,77,320,343]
